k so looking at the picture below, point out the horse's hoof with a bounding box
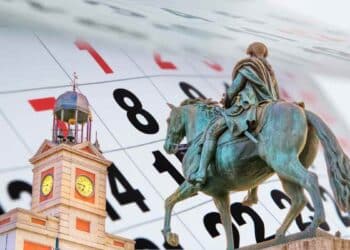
[304,225,317,237]
[275,230,286,241]
[166,232,179,246]
[274,233,286,245]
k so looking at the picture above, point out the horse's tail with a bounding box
[306,110,350,212]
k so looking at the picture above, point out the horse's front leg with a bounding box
[163,181,199,246]
[214,194,234,250]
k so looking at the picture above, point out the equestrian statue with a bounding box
[162,42,350,250]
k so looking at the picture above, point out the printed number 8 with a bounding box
[113,88,159,134]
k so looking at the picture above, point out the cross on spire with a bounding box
[72,72,78,92]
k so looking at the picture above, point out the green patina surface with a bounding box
[162,45,350,249]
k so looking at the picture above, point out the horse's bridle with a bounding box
[168,132,204,153]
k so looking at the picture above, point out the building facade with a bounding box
[0,89,134,250]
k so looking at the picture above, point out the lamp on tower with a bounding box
[52,73,92,144]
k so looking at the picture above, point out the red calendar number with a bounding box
[153,53,177,70]
[28,97,68,136]
[203,60,223,72]
[75,39,114,74]
[28,97,56,111]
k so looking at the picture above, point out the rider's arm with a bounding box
[224,72,246,108]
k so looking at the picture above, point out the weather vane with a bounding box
[72,72,78,91]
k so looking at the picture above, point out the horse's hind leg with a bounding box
[162,181,199,246]
[242,187,259,207]
[214,194,234,250]
[268,157,325,236]
[276,177,307,237]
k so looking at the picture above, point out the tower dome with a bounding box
[52,74,92,144]
[54,91,90,123]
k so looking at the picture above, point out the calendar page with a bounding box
[1,0,350,249]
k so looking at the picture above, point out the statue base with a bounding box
[238,230,350,250]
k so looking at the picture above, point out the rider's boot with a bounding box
[189,139,216,185]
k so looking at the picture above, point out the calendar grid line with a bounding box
[0,165,31,173]
[258,200,291,235]
[120,49,171,102]
[183,57,224,95]
[174,214,207,250]
[0,74,231,95]
[103,138,165,153]
[0,108,33,154]
[33,32,72,80]
[34,33,206,249]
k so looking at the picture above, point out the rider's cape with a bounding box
[223,57,279,136]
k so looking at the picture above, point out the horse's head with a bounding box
[164,103,186,154]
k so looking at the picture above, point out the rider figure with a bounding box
[189,42,280,185]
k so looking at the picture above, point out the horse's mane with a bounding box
[179,98,219,107]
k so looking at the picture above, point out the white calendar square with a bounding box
[205,77,231,94]
[35,32,145,83]
[0,90,63,153]
[0,111,32,168]
[187,55,233,77]
[151,76,222,106]
[123,49,198,76]
[0,28,68,93]
[79,78,169,148]
[115,216,204,250]
[104,150,165,232]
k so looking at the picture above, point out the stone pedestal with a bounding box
[238,230,350,250]
[264,237,350,250]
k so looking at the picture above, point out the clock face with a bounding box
[75,175,94,197]
[41,174,53,196]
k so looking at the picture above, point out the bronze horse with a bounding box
[163,99,350,250]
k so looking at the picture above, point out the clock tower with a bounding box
[0,84,134,250]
